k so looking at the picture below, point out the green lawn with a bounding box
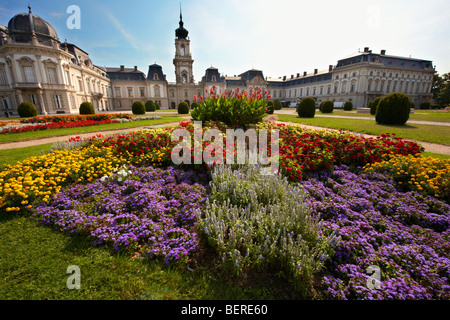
[0,143,53,166]
[278,109,450,122]
[277,114,450,145]
[0,210,299,300]
[0,115,185,143]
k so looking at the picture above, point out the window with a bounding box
[54,95,62,109]
[117,100,121,108]
[182,74,187,83]
[140,88,145,97]
[127,87,133,97]
[114,87,121,97]
[65,71,70,86]
[300,88,303,96]
[154,85,160,97]
[153,73,159,80]
[0,69,7,85]
[212,75,216,82]
[327,86,331,94]
[78,79,83,92]
[350,83,355,93]
[170,90,175,97]
[180,44,185,56]
[23,66,35,83]
[184,90,188,97]
[313,87,316,95]
[48,67,58,84]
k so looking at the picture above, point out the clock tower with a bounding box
[173,10,194,84]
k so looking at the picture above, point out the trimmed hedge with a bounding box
[178,101,190,114]
[266,100,274,114]
[420,101,431,109]
[320,100,334,113]
[370,96,383,115]
[145,100,156,112]
[297,97,316,118]
[132,101,146,115]
[17,101,37,117]
[79,102,95,115]
[375,92,411,125]
[344,101,353,111]
[273,99,282,110]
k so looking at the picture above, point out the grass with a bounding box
[0,210,300,300]
[0,143,53,166]
[0,115,186,143]
[278,109,450,122]
[277,114,450,145]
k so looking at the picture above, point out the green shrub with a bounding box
[178,101,190,114]
[131,101,146,115]
[155,102,161,110]
[273,99,282,110]
[196,165,337,292]
[343,101,353,111]
[297,97,316,118]
[191,102,199,110]
[370,96,383,115]
[17,101,37,117]
[145,100,156,112]
[375,92,411,125]
[79,101,95,115]
[266,100,274,114]
[320,100,334,113]
[420,101,431,109]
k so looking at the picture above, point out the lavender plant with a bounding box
[195,164,339,290]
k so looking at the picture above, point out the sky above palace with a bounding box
[1,0,449,81]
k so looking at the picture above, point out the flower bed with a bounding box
[0,119,120,134]
[300,166,449,299]
[20,113,133,124]
[34,166,208,264]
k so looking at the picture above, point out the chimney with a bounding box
[329,65,333,72]
[283,75,286,81]
[314,69,318,75]
[134,66,138,71]
[303,71,307,77]
[297,73,300,78]
[291,75,294,79]
[380,49,386,55]
[120,65,124,71]
[364,47,370,53]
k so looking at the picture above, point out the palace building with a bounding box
[0,6,435,116]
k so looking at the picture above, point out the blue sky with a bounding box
[1,0,449,82]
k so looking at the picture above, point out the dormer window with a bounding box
[153,73,159,80]
[212,75,216,82]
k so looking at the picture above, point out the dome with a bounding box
[7,7,59,45]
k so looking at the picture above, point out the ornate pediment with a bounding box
[247,75,267,86]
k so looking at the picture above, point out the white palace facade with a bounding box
[0,7,435,116]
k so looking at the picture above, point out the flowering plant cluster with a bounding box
[364,154,450,203]
[34,166,209,265]
[190,86,271,128]
[20,113,133,124]
[257,123,424,182]
[0,119,120,134]
[300,166,449,299]
[0,145,128,212]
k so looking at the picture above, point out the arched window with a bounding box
[154,85,160,97]
[182,73,187,83]
[153,73,159,80]
[211,75,216,82]
[180,44,185,56]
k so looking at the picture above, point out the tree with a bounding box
[432,72,450,106]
